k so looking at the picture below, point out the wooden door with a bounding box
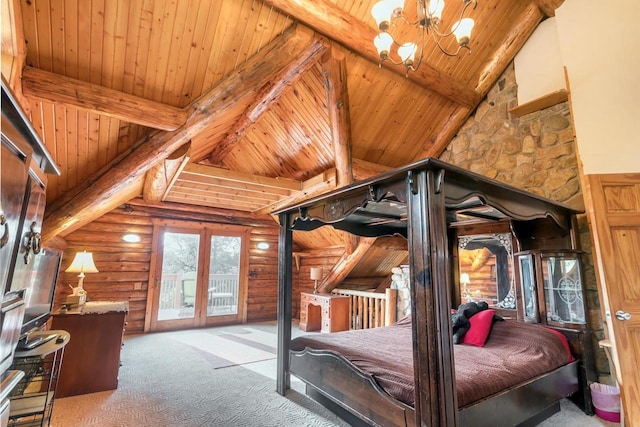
[146,221,249,332]
[585,173,640,426]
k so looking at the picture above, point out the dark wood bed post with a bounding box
[277,212,293,395]
[407,169,458,427]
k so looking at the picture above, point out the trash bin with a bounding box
[590,382,621,422]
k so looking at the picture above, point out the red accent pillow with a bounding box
[462,309,496,347]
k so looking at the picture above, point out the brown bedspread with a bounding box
[290,317,572,408]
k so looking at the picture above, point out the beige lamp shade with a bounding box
[65,250,99,294]
[310,267,323,281]
[460,273,471,285]
[65,251,99,274]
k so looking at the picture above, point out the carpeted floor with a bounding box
[50,322,620,427]
[165,326,278,369]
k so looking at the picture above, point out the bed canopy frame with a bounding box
[274,158,590,426]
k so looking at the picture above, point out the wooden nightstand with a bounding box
[299,292,350,333]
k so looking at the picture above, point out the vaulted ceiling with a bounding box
[1,0,562,248]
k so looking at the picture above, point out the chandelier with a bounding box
[371,0,477,73]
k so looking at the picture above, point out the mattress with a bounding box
[290,317,573,408]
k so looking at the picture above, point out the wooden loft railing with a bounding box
[331,288,397,330]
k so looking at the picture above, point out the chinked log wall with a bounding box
[54,203,280,334]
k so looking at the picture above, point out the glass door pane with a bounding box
[542,255,585,325]
[207,235,240,317]
[157,231,200,321]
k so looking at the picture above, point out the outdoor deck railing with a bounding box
[159,273,239,310]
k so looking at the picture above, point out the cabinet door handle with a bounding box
[0,214,9,248]
[22,221,41,264]
[615,310,631,321]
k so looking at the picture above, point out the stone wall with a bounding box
[439,63,609,378]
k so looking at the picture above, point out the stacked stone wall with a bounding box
[439,63,609,378]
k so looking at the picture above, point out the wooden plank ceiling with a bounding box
[2,0,559,249]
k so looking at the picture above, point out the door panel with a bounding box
[8,171,47,293]
[0,140,30,292]
[206,235,241,318]
[586,173,640,426]
[156,231,201,324]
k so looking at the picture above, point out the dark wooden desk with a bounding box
[51,301,128,397]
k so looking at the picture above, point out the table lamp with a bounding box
[460,273,471,302]
[65,251,99,304]
[310,267,323,294]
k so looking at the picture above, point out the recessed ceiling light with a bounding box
[123,233,141,243]
[257,242,270,250]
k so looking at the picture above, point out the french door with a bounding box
[147,222,249,332]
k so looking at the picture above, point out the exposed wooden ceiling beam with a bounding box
[293,246,347,259]
[142,142,191,202]
[21,66,187,131]
[475,3,544,97]
[318,237,378,293]
[262,0,480,108]
[56,179,145,237]
[41,25,324,242]
[322,48,357,254]
[123,198,277,228]
[323,49,353,189]
[419,105,473,159]
[205,40,327,165]
[300,168,337,192]
[165,193,266,211]
[352,158,392,181]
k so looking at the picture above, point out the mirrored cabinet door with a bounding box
[515,250,587,329]
[540,253,586,326]
[457,232,516,310]
[517,254,539,323]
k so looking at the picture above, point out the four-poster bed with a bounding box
[275,158,594,426]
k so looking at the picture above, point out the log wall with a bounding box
[54,203,280,334]
[293,248,344,317]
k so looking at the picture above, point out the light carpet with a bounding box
[165,326,277,369]
[51,323,345,427]
[50,322,620,427]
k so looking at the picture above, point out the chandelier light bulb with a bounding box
[374,32,394,59]
[398,43,417,64]
[428,0,445,22]
[452,18,474,46]
[371,0,394,30]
